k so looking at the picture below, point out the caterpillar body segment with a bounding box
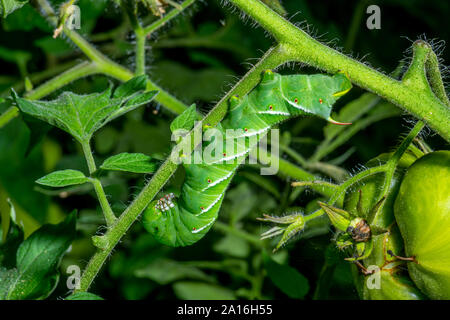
[143,71,352,246]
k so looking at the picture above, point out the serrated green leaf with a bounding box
[134,258,214,285]
[107,90,158,122]
[66,292,104,300]
[263,251,309,299]
[173,282,236,300]
[36,169,88,187]
[100,153,157,173]
[170,103,197,133]
[113,75,147,98]
[0,212,76,300]
[0,0,28,18]
[12,76,158,144]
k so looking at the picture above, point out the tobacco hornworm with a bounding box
[142,70,352,246]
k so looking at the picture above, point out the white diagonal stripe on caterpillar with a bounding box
[191,217,217,234]
[257,110,290,116]
[202,171,234,191]
[196,193,224,216]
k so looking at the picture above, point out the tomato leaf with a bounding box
[100,153,157,173]
[66,292,104,300]
[0,212,76,299]
[170,103,197,133]
[263,251,309,299]
[0,0,28,18]
[36,169,88,187]
[12,76,158,144]
[113,75,147,98]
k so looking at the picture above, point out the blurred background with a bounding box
[0,0,448,299]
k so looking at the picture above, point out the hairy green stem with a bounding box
[0,107,19,129]
[81,141,97,175]
[143,0,197,36]
[90,178,117,227]
[135,28,147,76]
[81,141,116,226]
[122,0,146,76]
[227,0,450,141]
[63,28,187,114]
[425,50,450,107]
[76,159,179,292]
[31,0,188,115]
[306,165,389,221]
[24,61,100,100]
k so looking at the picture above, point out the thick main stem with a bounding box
[228,0,450,142]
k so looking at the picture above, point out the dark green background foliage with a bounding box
[0,0,448,299]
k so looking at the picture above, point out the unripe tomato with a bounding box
[344,151,425,300]
[394,150,450,300]
[350,224,425,300]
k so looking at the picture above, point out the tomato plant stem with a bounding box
[81,141,116,227]
[0,106,19,129]
[227,0,450,142]
[24,62,100,100]
[135,28,147,76]
[143,0,197,36]
[90,178,117,227]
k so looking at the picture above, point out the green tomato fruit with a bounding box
[350,224,425,300]
[394,150,450,300]
[345,151,419,232]
[345,151,425,300]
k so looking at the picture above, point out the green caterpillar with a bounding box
[142,70,352,246]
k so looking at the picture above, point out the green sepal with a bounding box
[345,239,374,261]
[334,233,353,251]
[318,202,351,232]
[274,216,305,252]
